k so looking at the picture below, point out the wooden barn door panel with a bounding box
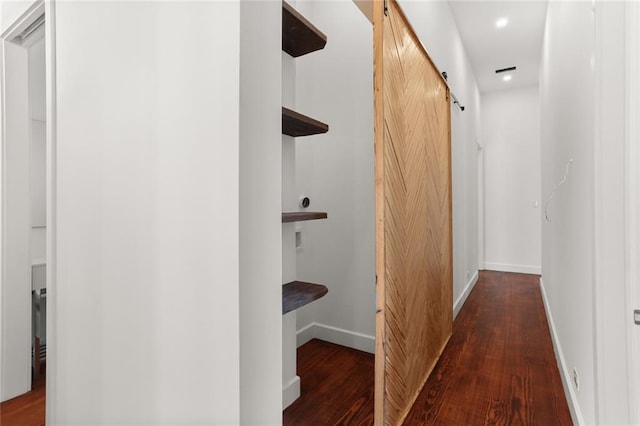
[373,0,453,424]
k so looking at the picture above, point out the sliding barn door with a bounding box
[373,0,453,425]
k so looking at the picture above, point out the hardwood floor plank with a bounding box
[0,272,571,425]
[284,340,375,426]
[0,368,45,426]
[405,271,572,425]
[286,271,572,426]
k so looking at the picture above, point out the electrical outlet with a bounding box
[295,230,303,252]
[572,368,580,391]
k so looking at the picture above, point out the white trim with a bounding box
[625,2,640,423]
[43,0,56,421]
[296,321,316,348]
[282,376,300,410]
[0,1,44,41]
[0,2,45,401]
[296,322,375,354]
[593,3,631,423]
[31,257,45,267]
[593,4,606,419]
[540,278,585,426]
[0,33,4,406]
[483,262,541,275]
[454,270,478,319]
[477,136,485,270]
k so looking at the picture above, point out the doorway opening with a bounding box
[0,3,48,422]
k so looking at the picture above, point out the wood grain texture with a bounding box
[281,211,327,223]
[282,281,328,314]
[282,107,329,137]
[283,339,374,426]
[282,1,327,58]
[284,272,572,426]
[405,271,573,425]
[374,0,453,424]
[373,0,386,423]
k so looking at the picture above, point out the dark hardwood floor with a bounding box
[0,367,45,426]
[283,339,375,425]
[0,272,571,425]
[284,271,573,425]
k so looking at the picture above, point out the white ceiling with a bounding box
[449,1,548,93]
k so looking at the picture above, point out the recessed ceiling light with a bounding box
[496,17,508,28]
[503,74,512,82]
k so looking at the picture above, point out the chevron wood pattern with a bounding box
[373,1,453,425]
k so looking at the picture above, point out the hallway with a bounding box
[284,271,572,425]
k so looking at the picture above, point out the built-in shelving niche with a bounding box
[281,2,329,317]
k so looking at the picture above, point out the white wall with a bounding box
[0,34,33,403]
[0,1,37,35]
[540,3,596,422]
[482,86,541,275]
[294,0,376,351]
[239,1,282,423]
[292,0,482,353]
[593,2,632,423]
[395,1,482,315]
[29,36,46,264]
[626,4,640,422]
[540,1,632,424]
[51,2,249,423]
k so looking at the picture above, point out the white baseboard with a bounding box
[454,271,479,319]
[296,322,316,348]
[484,262,541,275]
[539,278,585,425]
[296,322,375,354]
[282,375,300,410]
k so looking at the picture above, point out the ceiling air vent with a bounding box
[495,66,516,74]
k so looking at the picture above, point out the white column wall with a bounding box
[239,1,282,423]
[52,2,243,423]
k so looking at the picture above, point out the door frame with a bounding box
[0,0,56,411]
[477,136,485,270]
[625,1,640,422]
[593,1,639,423]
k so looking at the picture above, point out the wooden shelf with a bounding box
[282,211,327,223]
[283,281,328,314]
[282,107,329,137]
[282,2,327,57]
